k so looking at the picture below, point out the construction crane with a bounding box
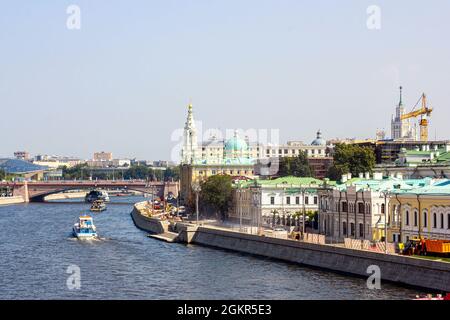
[400,93,433,141]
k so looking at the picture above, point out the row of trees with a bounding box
[60,164,180,181]
[278,151,312,177]
[275,144,375,182]
[326,144,376,181]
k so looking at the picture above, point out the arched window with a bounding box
[343,222,347,235]
[441,213,444,229]
[423,211,428,228]
[433,213,437,228]
[405,210,409,226]
[414,211,418,227]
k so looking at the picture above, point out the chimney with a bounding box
[365,172,370,179]
[373,172,383,180]
[341,174,348,183]
[347,173,352,180]
[359,173,364,178]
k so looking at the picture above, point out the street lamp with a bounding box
[191,182,201,224]
[301,187,306,240]
[380,189,391,254]
[236,184,244,232]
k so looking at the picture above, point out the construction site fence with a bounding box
[344,238,396,254]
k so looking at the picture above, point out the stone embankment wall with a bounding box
[131,201,170,234]
[190,226,450,292]
[44,192,87,201]
[0,196,25,205]
[131,203,450,292]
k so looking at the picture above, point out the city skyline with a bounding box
[1,1,450,160]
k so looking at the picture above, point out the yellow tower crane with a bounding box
[400,93,433,141]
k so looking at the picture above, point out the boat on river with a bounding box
[90,200,106,212]
[85,190,110,203]
[73,215,97,239]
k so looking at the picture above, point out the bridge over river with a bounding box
[0,180,179,202]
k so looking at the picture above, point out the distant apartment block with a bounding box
[93,152,113,162]
[14,151,30,161]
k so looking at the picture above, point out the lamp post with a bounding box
[192,182,201,224]
[380,189,391,254]
[301,187,306,240]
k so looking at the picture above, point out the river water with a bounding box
[0,196,422,299]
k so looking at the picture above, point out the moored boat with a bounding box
[90,200,106,212]
[73,215,97,239]
[85,190,110,203]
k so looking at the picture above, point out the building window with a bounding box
[441,213,444,229]
[350,223,355,236]
[313,196,318,205]
[296,197,300,205]
[305,196,309,205]
[286,197,290,205]
[342,201,348,212]
[381,203,385,214]
[433,213,437,228]
[448,214,450,230]
[270,197,275,205]
[358,203,365,214]
[343,222,347,235]
[414,211,418,227]
[359,223,364,237]
[212,170,216,175]
[423,212,427,228]
[405,210,409,226]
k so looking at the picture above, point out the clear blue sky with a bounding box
[1,0,449,160]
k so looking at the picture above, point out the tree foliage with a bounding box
[200,175,233,219]
[60,164,180,181]
[278,152,313,177]
[327,144,375,181]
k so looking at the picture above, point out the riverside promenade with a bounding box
[131,201,450,292]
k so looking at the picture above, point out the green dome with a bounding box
[225,134,248,152]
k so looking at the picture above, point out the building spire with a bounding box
[399,86,403,106]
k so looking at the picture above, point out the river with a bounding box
[0,196,422,299]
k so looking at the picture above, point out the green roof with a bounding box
[234,176,323,189]
[403,148,450,164]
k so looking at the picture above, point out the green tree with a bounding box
[164,166,180,181]
[327,144,375,181]
[123,165,150,180]
[278,152,313,177]
[0,169,6,180]
[200,175,233,220]
[61,163,88,180]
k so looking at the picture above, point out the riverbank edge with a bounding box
[131,201,450,292]
[0,196,25,206]
[44,192,87,201]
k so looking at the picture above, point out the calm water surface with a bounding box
[0,196,422,299]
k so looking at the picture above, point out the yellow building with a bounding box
[180,163,255,205]
[389,180,450,243]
